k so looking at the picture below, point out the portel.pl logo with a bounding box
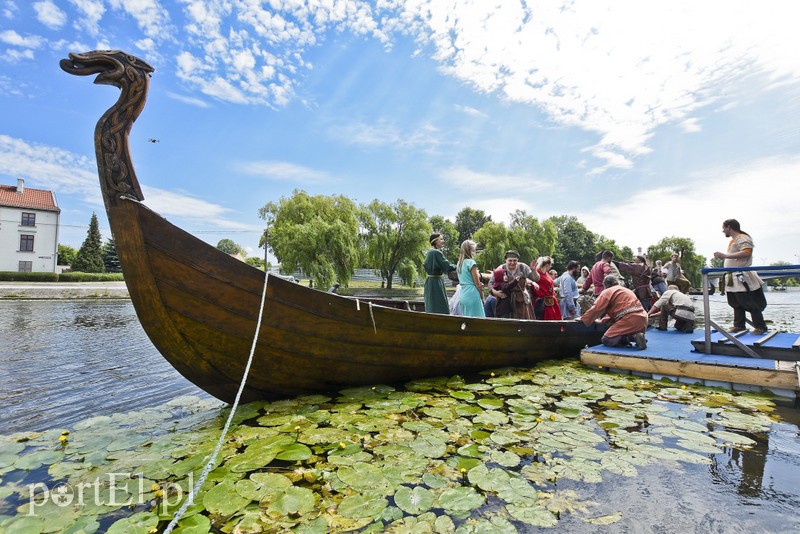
[27,472,192,515]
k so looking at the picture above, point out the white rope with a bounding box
[163,272,270,533]
[368,302,377,333]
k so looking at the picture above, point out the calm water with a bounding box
[1,292,799,532]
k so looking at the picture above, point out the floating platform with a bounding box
[690,330,800,361]
[580,328,799,403]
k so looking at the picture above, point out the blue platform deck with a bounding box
[580,328,799,402]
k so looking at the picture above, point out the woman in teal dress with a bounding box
[457,240,485,317]
[423,233,456,314]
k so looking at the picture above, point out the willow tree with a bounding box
[472,221,508,271]
[647,237,706,287]
[507,210,557,266]
[428,215,459,263]
[259,190,360,289]
[360,199,431,289]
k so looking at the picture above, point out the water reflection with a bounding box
[0,300,209,433]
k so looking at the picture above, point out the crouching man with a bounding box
[579,275,648,349]
[647,284,695,333]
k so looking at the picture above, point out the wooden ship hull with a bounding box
[60,50,607,404]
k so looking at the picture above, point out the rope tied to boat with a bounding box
[368,302,377,334]
[163,272,270,533]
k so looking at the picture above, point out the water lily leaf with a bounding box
[422,472,450,488]
[711,430,757,448]
[106,511,158,534]
[449,390,475,401]
[14,450,64,471]
[489,450,521,467]
[293,517,329,533]
[202,480,251,516]
[437,486,485,512]
[583,511,623,525]
[337,462,392,494]
[394,485,434,515]
[477,397,504,410]
[409,435,447,458]
[275,443,312,461]
[337,492,388,519]
[457,443,483,458]
[467,464,509,492]
[455,405,483,416]
[506,503,557,527]
[173,513,211,534]
[62,516,101,534]
[421,407,456,421]
[496,476,538,505]
[455,515,517,533]
[267,486,316,516]
[473,410,508,426]
[234,472,292,501]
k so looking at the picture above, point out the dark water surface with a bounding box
[1,294,799,532]
[0,300,214,434]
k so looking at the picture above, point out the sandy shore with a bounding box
[0,281,129,299]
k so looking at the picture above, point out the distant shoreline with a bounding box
[0,281,130,300]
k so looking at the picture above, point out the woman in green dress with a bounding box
[423,233,456,314]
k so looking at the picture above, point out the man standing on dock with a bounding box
[713,219,768,334]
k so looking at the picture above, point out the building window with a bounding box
[19,261,32,273]
[21,212,36,226]
[20,234,34,252]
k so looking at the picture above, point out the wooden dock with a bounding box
[580,328,799,403]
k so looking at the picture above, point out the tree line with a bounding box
[61,199,799,290]
[245,189,711,291]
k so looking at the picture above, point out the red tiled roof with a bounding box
[0,184,60,212]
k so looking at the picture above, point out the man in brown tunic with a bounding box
[580,275,648,349]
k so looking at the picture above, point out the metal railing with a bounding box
[700,264,800,356]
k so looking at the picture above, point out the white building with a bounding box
[0,179,61,273]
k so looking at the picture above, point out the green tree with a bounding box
[428,215,459,263]
[646,237,706,287]
[259,190,360,290]
[507,210,556,267]
[472,221,508,271]
[455,207,491,245]
[57,244,77,267]
[72,213,105,273]
[216,239,246,256]
[360,199,431,289]
[547,215,598,271]
[245,256,265,270]
[102,238,122,273]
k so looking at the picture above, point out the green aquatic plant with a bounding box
[0,361,782,532]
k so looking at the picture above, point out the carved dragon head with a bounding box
[60,50,154,85]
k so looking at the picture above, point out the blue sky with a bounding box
[2,1,800,266]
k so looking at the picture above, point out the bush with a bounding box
[58,272,125,282]
[0,271,59,282]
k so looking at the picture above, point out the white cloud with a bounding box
[165,90,210,108]
[581,155,800,264]
[0,134,99,203]
[235,160,333,185]
[2,0,18,20]
[33,0,66,29]
[337,119,442,149]
[108,0,172,39]
[141,186,253,230]
[391,1,800,174]
[439,166,553,193]
[68,0,105,36]
[0,29,44,48]
[454,104,488,119]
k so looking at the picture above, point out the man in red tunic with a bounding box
[580,275,648,349]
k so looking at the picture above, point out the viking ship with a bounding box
[60,50,607,404]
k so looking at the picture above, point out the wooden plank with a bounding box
[754,331,779,346]
[718,330,748,343]
[581,351,798,390]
